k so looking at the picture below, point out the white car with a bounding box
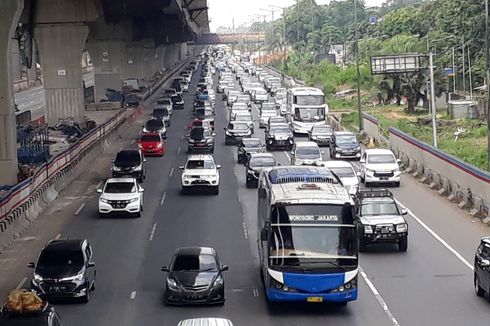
[252,89,268,103]
[360,149,402,187]
[324,160,359,195]
[290,141,324,166]
[226,90,240,106]
[180,154,221,194]
[97,178,144,217]
[232,112,254,133]
[259,110,278,128]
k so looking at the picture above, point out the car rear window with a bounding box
[104,182,136,193]
[146,119,163,130]
[141,134,160,142]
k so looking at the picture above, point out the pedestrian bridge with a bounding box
[193,32,265,45]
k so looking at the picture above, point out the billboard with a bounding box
[370,54,424,75]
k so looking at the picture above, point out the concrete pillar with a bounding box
[164,44,180,69]
[27,46,38,85]
[121,43,155,81]
[10,40,21,82]
[35,24,89,125]
[86,40,124,102]
[0,0,23,185]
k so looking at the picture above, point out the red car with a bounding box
[138,133,165,156]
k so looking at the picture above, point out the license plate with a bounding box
[306,296,323,303]
[196,143,205,146]
[50,286,66,291]
[380,177,389,180]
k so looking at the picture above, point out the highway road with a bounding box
[3,60,490,325]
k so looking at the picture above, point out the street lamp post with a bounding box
[354,0,363,131]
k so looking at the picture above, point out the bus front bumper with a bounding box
[266,288,358,303]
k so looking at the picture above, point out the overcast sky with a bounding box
[208,0,386,32]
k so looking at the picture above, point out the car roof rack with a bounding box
[356,188,393,199]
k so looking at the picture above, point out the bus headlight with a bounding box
[330,277,357,293]
[270,278,297,292]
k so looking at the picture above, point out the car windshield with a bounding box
[104,182,136,193]
[250,156,276,168]
[262,104,276,110]
[361,202,399,215]
[235,115,251,121]
[173,254,218,272]
[38,250,84,268]
[294,95,324,106]
[296,146,321,158]
[313,126,332,134]
[270,127,291,134]
[294,107,325,122]
[255,89,267,95]
[329,167,355,177]
[336,135,357,145]
[243,139,262,148]
[146,120,163,130]
[157,99,171,105]
[237,96,249,102]
[186,159,215,169]
[368,154,396,164]
[269,117,285,123]
[233,104,248,110]
[141,134,160,142]
[230,123,249,130]
[261,111,277,118]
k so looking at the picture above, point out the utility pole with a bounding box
[354,0,363,131]
[452,46,456,95]
[468,46,473,99]
[462,38,466,95]
[486,0,490,170]
[429,51,438,148]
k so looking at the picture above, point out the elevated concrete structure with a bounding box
[193,32,265,45]
[0,0,24,185]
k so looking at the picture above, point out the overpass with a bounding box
[0,0,209,185]
[193,32,265,45]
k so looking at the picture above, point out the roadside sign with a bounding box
[370,54,424,75]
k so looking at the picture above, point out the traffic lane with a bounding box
[391,176,490,265]
[52,67,194,326]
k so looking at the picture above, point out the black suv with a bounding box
[170,93,185,110]
[0,304,63,326]
[187,126,215,153]
[329,131,361,160]
[245,153,277,188]
[474,236,490,298]
[265,123,294,151]
[112,149,146,182]
[28,239,96,303]
[354,189,408,252]
[237,138,263,164]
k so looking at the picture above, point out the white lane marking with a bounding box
[131,139,136,144]
[149,223,157,241]
[169,168,174,178]
[16,277,28,290]
[96,181,103,189]
[74,203,85,216]
[231,288,244,293]
[395,199,474,271]
[283,151,291,162]
[130,291,137,300]
[177,146,181,154]
[55,233,62,239]
[160,192,167,206]
[252,288,259,297]
[360,267,400,326]
[242,222,249,239]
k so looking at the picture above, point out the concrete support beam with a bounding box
[120,43,155,81]
[10,40,21,82]
[164,44,180,68]
[27,47,38,85]
[86,40,124,102]
[35,24,89,125]
[0,0,23,185]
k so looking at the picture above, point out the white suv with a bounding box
[290,142,324,166]
[180,154,221,195]
[97,178,144,217]
[359,149,402,187]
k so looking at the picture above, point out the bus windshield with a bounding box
[294,107,325,122]
[294,95,324,106]
[268,205,356,269]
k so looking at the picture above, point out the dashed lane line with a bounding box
[242,222,249,239]
[15,277,28,290]
[130,291,137,300]
[360,267,400,326]
[160,192,167,206]
[177,146,181,154]
[252,288,259,297]
[74,203,85,216]
[169,168,174,178]
[55,233,62,239]
[149,223,157,241]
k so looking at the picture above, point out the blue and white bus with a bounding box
[257,166,358,304]
[287,87,328,134]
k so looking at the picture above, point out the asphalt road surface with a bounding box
[5,61,490,326]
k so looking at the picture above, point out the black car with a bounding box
[265,123,294,151]
[308,125,333,146]
[151,107,171,127]
[224,122,252,145]
[170,94,185,110]
[143,119,167,139]
[187,126,215,153]
[329,131,361,159]
[124,93,142,107]
[112,149,146,182]
[475,236,490,298]
[0,304,63,326]
[162,247,229,305]
[28,239,96,303]
[354,189,408,252]
[245,153,277,188]
[237,138,263,164]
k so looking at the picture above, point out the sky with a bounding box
[207,0,386,32]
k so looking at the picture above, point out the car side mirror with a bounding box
[139,187,145,193]
[396,159,401,164]
[179,165,185,170]
[260,228,268,241]
[161,266,169,272]
[27,262,35,268]
[143,158,147,163]
[212,133,216,137]
[360,158,365,163]
[221,265,230,272]
[401,209,408,215]
[97,188,103,194]
[87,262,96,268]
[290,151,294,155]
[356,172,361,177]
[216,165,222,169]
[223,128,227,131]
